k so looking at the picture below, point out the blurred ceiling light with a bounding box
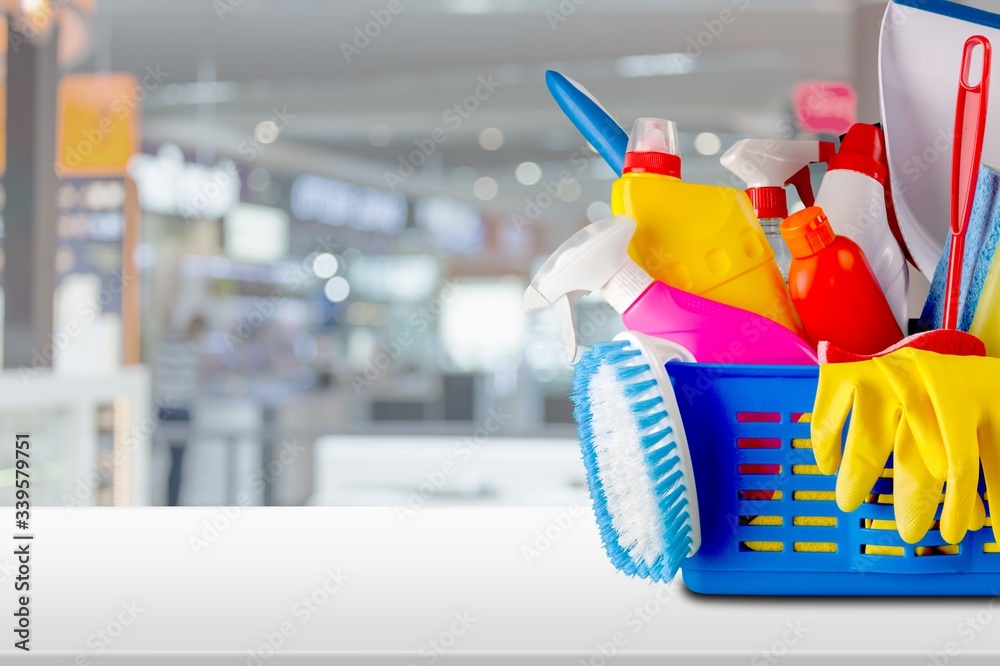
[473,177,499,201]
[616,53,696,78]
[254,120,280,145]
[324,276,351,303]
[247,168,271,192]
[558,179,581,202]
[478,128,504,151]
[451,166,476,187]
[369,125,392,147]
[19,0,48,15]
[132,243,156,270]
[312,253,340,279]
[443,0,496,14]
[694,132,722,156]
[17,0,55,34]
[586,201,611,223]
[515,161,542,186]
[0,2,93,65]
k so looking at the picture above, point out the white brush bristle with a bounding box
[590,363,667,567]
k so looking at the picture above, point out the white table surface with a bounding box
[1,506,998,664]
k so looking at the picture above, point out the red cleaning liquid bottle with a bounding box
[781,206,903,355]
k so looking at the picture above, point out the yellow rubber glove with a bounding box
[811,350,995,545]
[811,359,939,542]
[875,349,997,545]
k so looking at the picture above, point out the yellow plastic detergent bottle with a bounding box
[611,118,807,339]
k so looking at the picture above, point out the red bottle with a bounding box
[781,206,904,355]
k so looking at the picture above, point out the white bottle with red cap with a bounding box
[720,139,835,279]
[814,123,909,331]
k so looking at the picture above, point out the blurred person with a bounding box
[154,315,207,506]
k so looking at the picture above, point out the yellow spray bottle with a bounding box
[611,118,807,339]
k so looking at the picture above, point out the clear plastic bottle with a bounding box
[720,138,835,281]
[759,213,793,279]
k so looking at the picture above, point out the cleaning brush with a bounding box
[571,331,700,582]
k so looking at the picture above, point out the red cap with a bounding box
[623,118,682,177]
[747,186,788,220]
[827,123,888,186]
[623,151,682,177]
[780,206,836,258]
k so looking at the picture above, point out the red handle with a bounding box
[944,35,991,330]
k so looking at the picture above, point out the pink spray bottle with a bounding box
[523,216,817,365]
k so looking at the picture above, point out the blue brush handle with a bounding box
[545,70,629,175]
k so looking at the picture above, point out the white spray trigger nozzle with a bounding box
[524,216,650,364]
[555,295,581,363]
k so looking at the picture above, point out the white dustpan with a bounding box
[880,0,1000,278]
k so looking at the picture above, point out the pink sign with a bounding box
[793,81,858,135]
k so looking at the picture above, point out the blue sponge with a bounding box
[920,164,1000,331]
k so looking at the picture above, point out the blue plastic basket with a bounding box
[664,362,1000,596]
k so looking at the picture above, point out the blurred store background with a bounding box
[0,0,962,507]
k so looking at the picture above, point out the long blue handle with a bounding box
[545,70,629,175]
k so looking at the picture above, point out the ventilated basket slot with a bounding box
[794,542,837,553]
[736,412,781,423]
[737,437,781,449]
[793,516,837,527]
[791,490,836,501]
[738,464,782,475]
[739,515,782,526]
[737,489,782,501]
[739,541,783,552]
[916,546,960,557]
[861,545,904,557]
